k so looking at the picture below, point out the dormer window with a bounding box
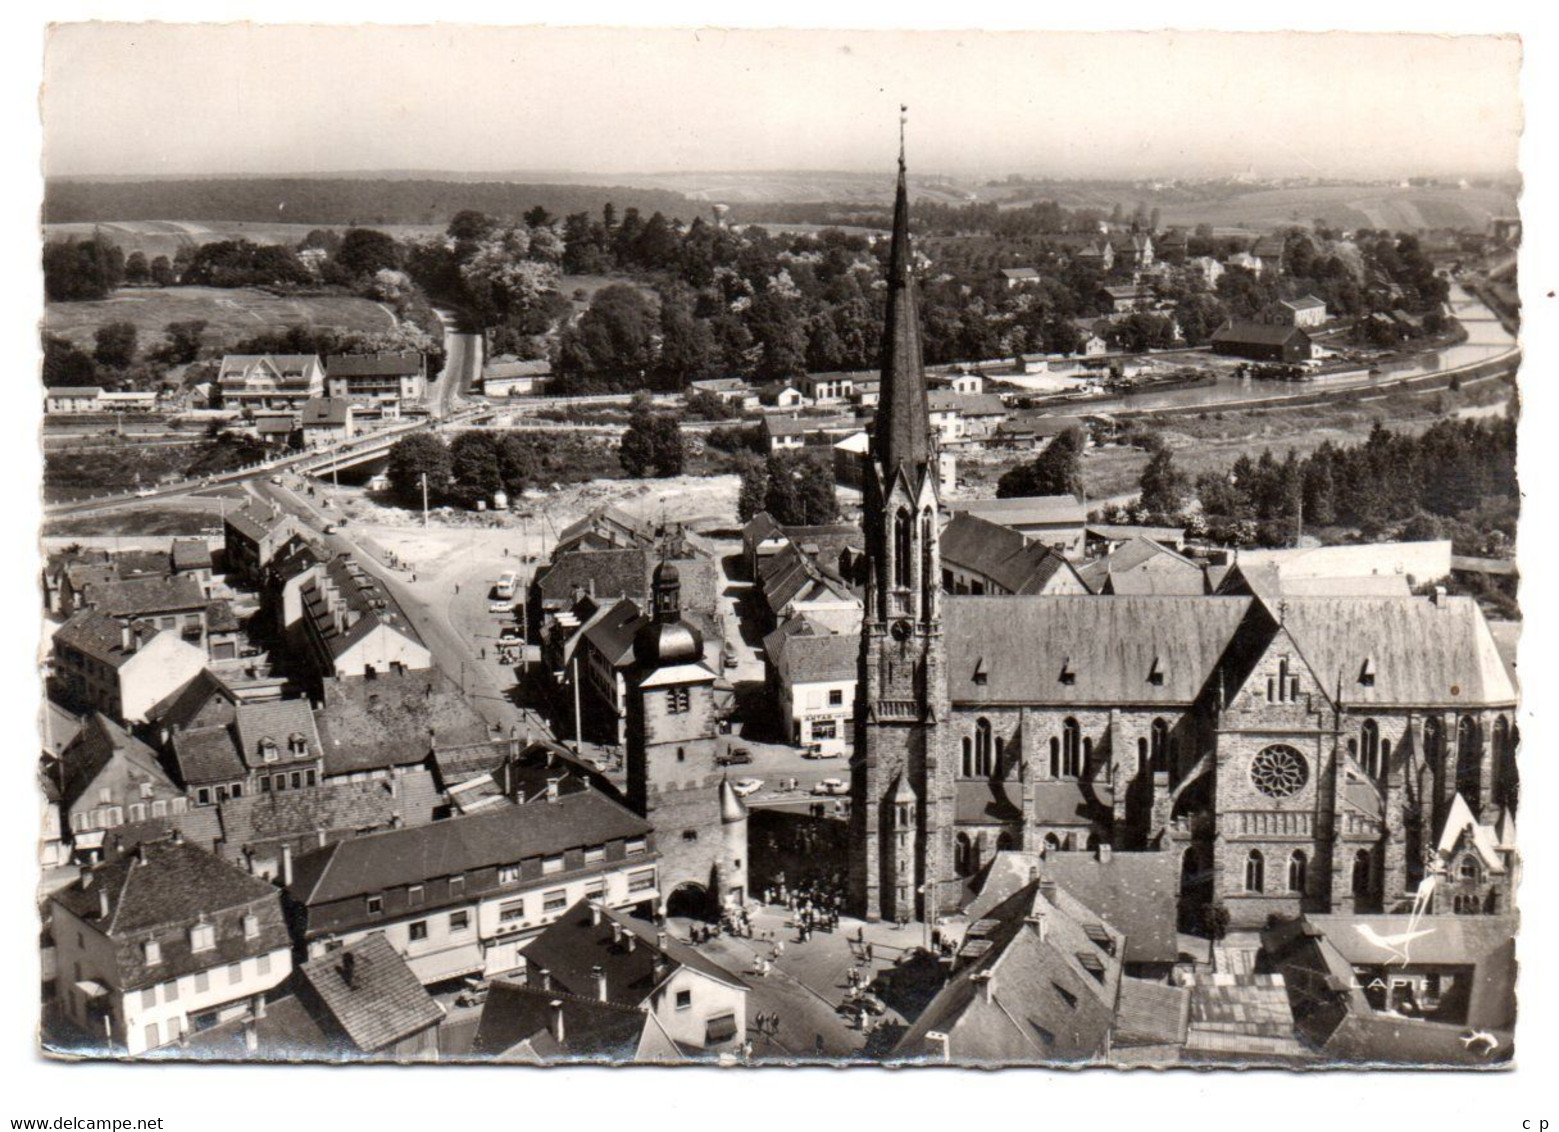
[289,733,310,758]
[1359,656,1376,688]
[189,922,215,953]
[260,737,279,763]
[242,913,259,940]
[143,939,161,964]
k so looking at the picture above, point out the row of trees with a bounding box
[736,450,841,526]
[386,430,538,509]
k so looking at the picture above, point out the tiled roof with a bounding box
[948,495,1086,529]
[53,838,289,992]
[941,513,1075,595]
[59,713,179,812]
[1281,296,1326,311]
[943,595,1254,705]
[470,978,649,1061]
[48,386,104,398]
[927,391,1008,417]
[523,901,746,1009]
[326,353,422,377]
[300,555,425,663]
[1114,978,1191,1046]
[81,573,206,618]
[234,699,322,769]
[41,698,82,758]
[1211,322,1310,347]
[288,790,651,906]
[213,769,441,864]
[146,669,239,733]
[316,670,490,776]
[301,397,351,427]
[171,725,246,786]
[178,993,333,1061]
[483,358,552,380]
[767,622,858,685]
[170,539,213,572]
[226,503,293,544]
[298,932,444,1052]
[581,598,650,668]
[1042,850,1181,964]
[535,549,649,605]
[53,609,150,669]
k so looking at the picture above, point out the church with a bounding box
[847,152,1519,931]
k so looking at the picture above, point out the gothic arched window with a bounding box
[961,735,973,779]
[893,508,912,590]
[1150,718,1169,772]
[1288,850,1307,895]
[1245,850,1265,894]
[1456,716,1482,802]
[1361,719,1381,779]
[1352,849,1373,897]
[1049,736,1061,779]
[974,718,993,778]
[1062,718,1081,777]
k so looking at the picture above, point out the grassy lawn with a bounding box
[43,286,398,353]
[45,504,226,539]
[44,220,444,263]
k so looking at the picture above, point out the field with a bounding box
[1155,185,1518,233]
[43,286,398,352]
[43,220,446,263]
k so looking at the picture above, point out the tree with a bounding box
[335,228,401,278]
[619,410,685,477]
[149,255,176,287]
[1138,445,1188,516]
[43,236,125,301]
[41,333,98,387]
[997,428,1085,499]
[124,251,150,285]
[737,451,839,525]
[449,431,503,506]
[93,322,138,369]
[387,432,451,505]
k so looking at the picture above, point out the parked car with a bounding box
[716,748,753,767]
[803,745,842,760]
[134,487,156,498]
[323,522,338,534]
[489,599,516,614]
[812,778,847,796]
[269,474,283,485]
[732,778,763,798]
[723,653,739,670]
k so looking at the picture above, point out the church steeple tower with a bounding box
[850,117,952,924]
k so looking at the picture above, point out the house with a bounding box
[851,379,881,409]
[470,974,680,1062]
[481,357,552,398]
[762,415,810,452]
[51,611,208,725]
[1217,562,1412,602]
[1210,322,1313,363]
[756,539,861,633]
[939,512,1088,597]
[687,377,757,411]
[947,496,1088,555]
[168,697,325,808]
[762,616,858,754]
[799,372,855,405]
[1277,296,1328,329]
[832,430,873,489]
[1226,251,1263,276]
[927,391,1009,443]
[1000,266,1042,289]
[553,505,660,556]
[1185,256,1224,290]
[223,502,301,586]
[571,598,650,746]
[1223,540,1451,590]
[324,353,425,417]
[182,932,444,1062]
[100,390,159,413]
[299,397,356,448]
[993,413,1089,452]
[1084,524,1187,554]
[1252,233,1288,274]
[1041,849,1181,974]
[170,539,215,593]
[1074,241,1115,273]
[531,548,652,642]
[254,413,299,445]
[1156,229,1188,266]
[1112,232,1154,273]
[1099,283,1153,314]
[55,713,192,853]
[758,382,806,409]
[1076,536,1207,596]
[49,835,293,1055]
[513,899,747,1054]
[892,878,1123,1064]
[284,789,659,984]
[297,555,432,681]
[216,354,325,413]
[45,386,104,414]
[314,668,494,782]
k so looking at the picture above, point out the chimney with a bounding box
[971,970,994,1003]
[170,828,184,847]
[121,622,134,652]
[536,966,552,991]
[1432,585,1447,607]
[656,931,668,951]
[98,887,110,922]
[545,778,560,803]
[1097,843,1112,864]
[1026,913,1049,943]
[611,922,624,945]
[925,1030,951,1063]
[1038,879,1057,906]
[254,992,267,1020]
[592,964,608,1002]
[280,843,294,887]
[549,999,566,1045]
[623,933,636,954]
[590,902,603,927]
[341,952,357,988]
[243,1015,259,1054]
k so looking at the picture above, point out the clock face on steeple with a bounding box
[890,619,912,642]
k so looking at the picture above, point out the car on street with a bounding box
[803,746,842,760]
[323,522,338,534]
[723,653,740,670]
[134,487,156,498]
[269,474,283,485]
[716,748,753,767]
[732,778,764,797]
[812,778,847,796]
[489,599,515,614]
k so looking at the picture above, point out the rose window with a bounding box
[1250,745,1308,799]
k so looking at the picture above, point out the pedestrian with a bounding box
[857,925,866,945]
[814,1033,825,1057]
[865,942,874,964]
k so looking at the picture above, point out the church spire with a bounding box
[873,106,930,479]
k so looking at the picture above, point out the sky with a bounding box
[42,25,1522,180]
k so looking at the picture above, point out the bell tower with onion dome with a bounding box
[626,560,746,918]
[849,120,954,924]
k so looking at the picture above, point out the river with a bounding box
[1065,284,1516,416]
